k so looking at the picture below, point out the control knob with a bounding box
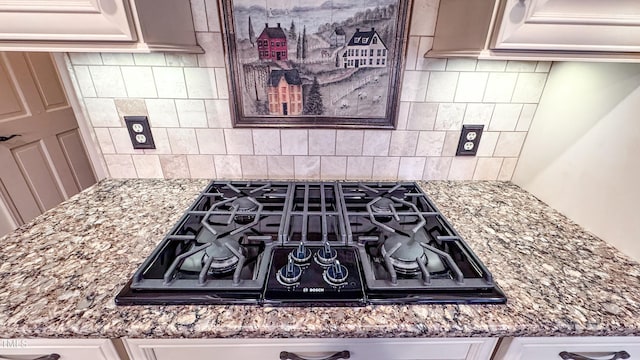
[277,257,302,286]
[289,243,312,263]
[324,260,348,286]
[315,242,337,266]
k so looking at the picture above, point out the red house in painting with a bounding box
[257,23,288,61]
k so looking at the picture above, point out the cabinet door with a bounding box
[124,338,497,360]
[493,0,640,52]
[0,0,135,42]
[495,337,640,360]
[0,339,121,360]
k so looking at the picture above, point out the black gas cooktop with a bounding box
[116,181,506,306]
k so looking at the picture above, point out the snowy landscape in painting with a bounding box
[229,0,400,120]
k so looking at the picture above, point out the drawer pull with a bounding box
[0,354,60,360]
[280,350,350,360]
[559,351,630,360]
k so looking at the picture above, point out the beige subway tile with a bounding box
[281,129,308,155]
[483,73,518,103]
[463,103,494,126]
[346,157,373,180]
[168,128,199,154]
[190,0,209,31]
[372,156,400,180]
[196,128,226,154]
[268,156,295,179]
[153,67,187,98]
[336,130,364,156]
[205,99,233,128]
[473,157,503,180]
[309,129,336,155]
[84,98,120,127]
[489,104,522,131]
[184,67,217,99]
[197,32,226,67]
[114,99,147,118]
[389,131,419,156]
[241,156,268,179]
[448,157,478,180]
[252,129,281,155]
[321,156,347,180]
[517,104,537,131]
[535,61,552,73]
[214,68,229,99]
[454,72,488,102]
[398,157,426,180]
[165,54,198,67]
[69,53,102,65]
[410,0,438,36]
[121,67,157,98]
[132,155,163,178]
[143,128,172,154]
[146,99,179,127]
[416,131,446,156]
[406,103,438,130]
[446,59,476,71]
[89,66,126,97]
[74,66,96,97]
[395,102,411,130]
[494,132,527,157]
[160,155,190,178]
[400,71,429,102]
[476,60,507,72]
[214,155,242,179]
[405,36,419,71]
[176,99,207,127]
[425,72,458,102]
[441,131,461,156]
[415,37,436,70]
[93,128,115,154]
[188,155,216,179]
[224,129,254,154]
[104,154,136,178]
[434,103,465,131]
[505,60,537,72]
[109,127,140,155]
[101,53,134,65]
[512,73,547,103]
[133,53,166,66]
[498,158,518,180]
[294,156,320,179]
[423,157,452,180]
[205,0,221,31]
[362,130,391,156]
[476,132,499,157]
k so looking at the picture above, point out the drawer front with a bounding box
[496,337,640,360]
[125,338,497,360]
[0,339,120,360]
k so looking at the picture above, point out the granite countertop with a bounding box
[0,179,639,339]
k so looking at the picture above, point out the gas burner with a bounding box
[380,233,428,275]
[371,198,395,213]
[181,232,242,274]
[323,260,348,286]
[314,242,337,266]
[231,197,259,224]
[289,243,312,263]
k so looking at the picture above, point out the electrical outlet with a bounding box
[124,116,156,150]
[456,124,484,156]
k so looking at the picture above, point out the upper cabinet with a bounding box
[427,0,640,62]
[0,0,202,53]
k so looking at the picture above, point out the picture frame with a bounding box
[218,0,413,129]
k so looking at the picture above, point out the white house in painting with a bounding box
[339,27,388,69]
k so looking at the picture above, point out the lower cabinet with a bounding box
[0,339,120,360]
[123,338,498,360]
[494,337,640,360]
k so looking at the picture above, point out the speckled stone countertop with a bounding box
[0,179,639,339]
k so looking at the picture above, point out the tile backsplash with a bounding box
[69,0,550,181]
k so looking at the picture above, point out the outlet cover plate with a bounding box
[456,124,484,156]
[124,116,156,150]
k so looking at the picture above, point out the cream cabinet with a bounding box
[0,0,201,53]
[123,338,498,360]
[427,0,640,62]
[494,337,640,360]
[0,339,121,360]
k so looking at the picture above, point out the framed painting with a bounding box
[218,0,413,129]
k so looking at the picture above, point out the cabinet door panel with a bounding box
[0,0,135,41]
[493,0,640,52]
[0,339,121,360]
[495,337,640,360]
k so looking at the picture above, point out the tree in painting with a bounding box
[304,77,324,115]
[248,16,255,47]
